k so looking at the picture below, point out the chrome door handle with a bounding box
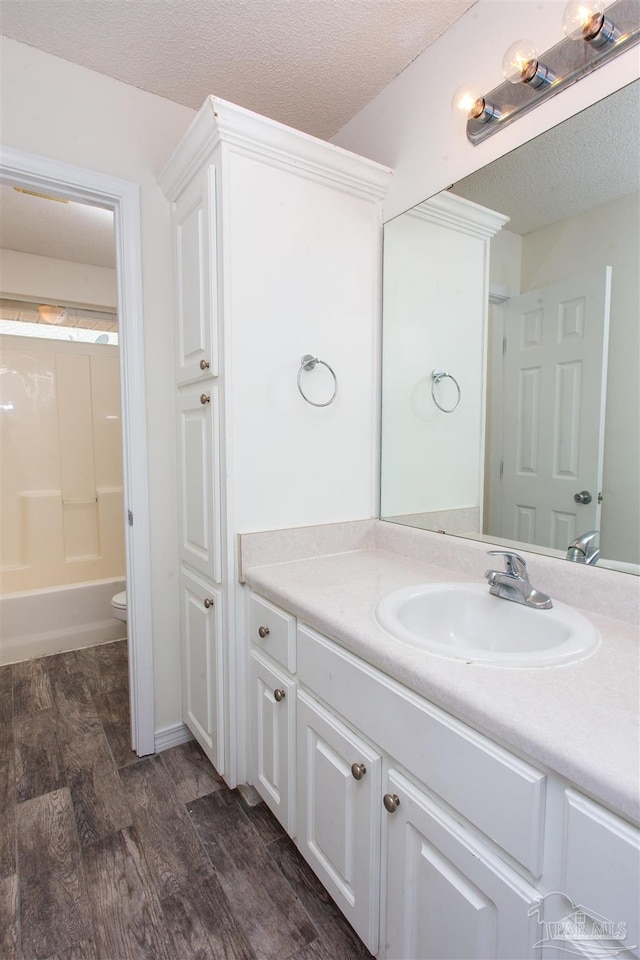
[574,490,592,504]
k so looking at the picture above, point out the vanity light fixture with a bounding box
[460,0,639,144]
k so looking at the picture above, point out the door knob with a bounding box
[351,763,367,780]
[383,793,400,813]
[199,359,210,370]
[574,490,592,504]
[258,625,270,638]
[203,597,214,609]
[200,394,211,405]
[273,689,286,702]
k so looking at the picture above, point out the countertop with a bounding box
[242,522,640,825]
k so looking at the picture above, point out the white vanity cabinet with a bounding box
[249,650,296,834]
[297,689,383,953]
[248,592,297,834]
[160,99,391,783]
[245,587,640,960]
[383,769,538,960]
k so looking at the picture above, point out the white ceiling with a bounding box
[0,0,476,140]
[0,185,116,267]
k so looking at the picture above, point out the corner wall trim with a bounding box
[154,722,194,753]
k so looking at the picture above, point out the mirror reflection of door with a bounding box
[492,268,611,549]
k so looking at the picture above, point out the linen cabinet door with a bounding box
[249,650,296,835]
[297,689,382,954]
[173,166,217,383]
[179,569,224,774]
[176,382,221,583]
[382,769,538,960]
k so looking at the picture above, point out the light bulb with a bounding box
[562,1,604,39]
[452,85,501,124]
[502,40,539,84]
[502,39,556,89]
[562,0,620,45]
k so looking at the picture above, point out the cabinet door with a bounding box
[383,769,538,960]
[297,690,381,954]
[176,382,221,583]
[173,166,217,383]
[249,650,296,835]
[179,568,224,774]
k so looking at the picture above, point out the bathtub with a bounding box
[0,577,126,666]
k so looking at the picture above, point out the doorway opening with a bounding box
[0,147,155,755]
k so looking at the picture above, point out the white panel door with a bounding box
[297,690,382,954]
[383,769,538,960]
[176,382,221,583]
[179,568,224,774]
[500,268,610,550]
[173,166,217,383]
[250,649,296,835]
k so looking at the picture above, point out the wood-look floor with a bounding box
[0,641,373,960]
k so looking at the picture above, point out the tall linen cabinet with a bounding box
[159,98,391,785]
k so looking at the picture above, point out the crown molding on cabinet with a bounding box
[159,96,393,202]
[407,191,510,241]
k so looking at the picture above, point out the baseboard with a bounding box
[154,722,194,753]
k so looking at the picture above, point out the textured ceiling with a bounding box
[451,81,640,235]
[0,0,476,139]
[0,186,115,268]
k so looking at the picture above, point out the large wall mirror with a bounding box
[380,80,639,574]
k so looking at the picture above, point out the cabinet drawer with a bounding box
[248,593,296,671]
[297,623,546,877]
[562,790,639,957]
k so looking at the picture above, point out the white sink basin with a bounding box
[375,582,599,667]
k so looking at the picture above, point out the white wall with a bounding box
[0,248,117,308]
[333,0,640,220]
[0,37,195,733]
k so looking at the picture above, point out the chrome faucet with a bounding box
[566,531,600,565]
[484,550,553,609]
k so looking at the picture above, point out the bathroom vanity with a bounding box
[241,520,640,960]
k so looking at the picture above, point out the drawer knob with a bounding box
[351,763,367,781]
[258,625,270,638]
[203,597,214,609]
[383,793,400,813]
[273,689,286,702]
[200,393,211,404]
[199,359,210,370]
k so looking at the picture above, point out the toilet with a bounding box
[111,591,127,622]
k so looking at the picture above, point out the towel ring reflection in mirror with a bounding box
[297,354,338,407]
[431,369,461,413]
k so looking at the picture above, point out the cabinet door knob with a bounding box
[351,762,367,780]
[200,393,211,404]
[203,597,214,609]
[199,359,210,370]
[258,625,270,638]
[273,689,286,702]
[383,793,400,813]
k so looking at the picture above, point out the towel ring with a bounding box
[431,369,461,413]
[297,354,337,407]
